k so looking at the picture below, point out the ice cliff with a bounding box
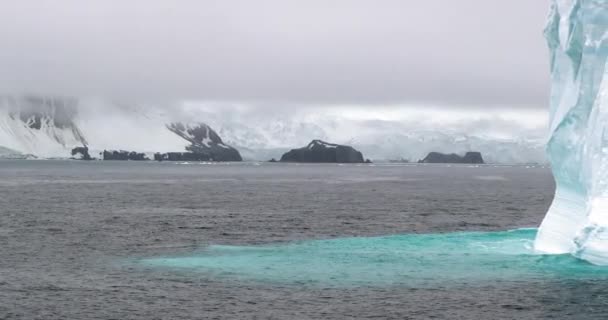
[534,0,608,265]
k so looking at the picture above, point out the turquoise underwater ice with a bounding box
[141,229,608,287]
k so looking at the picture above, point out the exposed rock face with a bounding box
[167,122,242,161]
[462,152,484,164]
[71,146,92,160]
[280,140,365,163]
[103,150,149,161]
[419,152,484,164]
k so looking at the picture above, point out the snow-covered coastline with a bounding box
[0,96,546,163]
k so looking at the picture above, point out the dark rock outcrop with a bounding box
[461,152,484,164]
[167,122,242,161]
[280,140,365,163]
[419,152,484,164]
[154,152,224,162]
[103,150,149,161]
[71,146,92,160]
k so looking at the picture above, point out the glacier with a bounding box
[534,0,608,265]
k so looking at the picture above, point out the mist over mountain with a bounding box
[203,107,547,164]
[0,96,546,163]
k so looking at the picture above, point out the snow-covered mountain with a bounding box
[0,96,547,163]
[0,96,87,157]
[0,96,201,158]
[166,122,242,161]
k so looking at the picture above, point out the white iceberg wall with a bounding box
[535,0,608,264]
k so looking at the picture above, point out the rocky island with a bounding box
[419,152,484,164]
[280,140,366,163]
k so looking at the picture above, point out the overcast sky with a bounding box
[0,0,551,108]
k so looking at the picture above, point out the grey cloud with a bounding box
[0,0,551,107]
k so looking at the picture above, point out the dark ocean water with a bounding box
[1,160,604,319]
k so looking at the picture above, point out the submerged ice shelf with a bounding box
[141,229,608,287]
[534,0,608,265]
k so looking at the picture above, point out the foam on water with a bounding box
[140,229,608,287]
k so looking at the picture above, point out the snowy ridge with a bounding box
[167,122,232,150]
[308,140,338,149]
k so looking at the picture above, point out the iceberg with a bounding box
[535,0,608,265]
